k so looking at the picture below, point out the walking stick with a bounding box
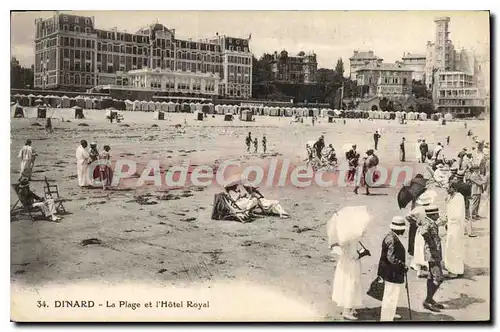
[405,272,412,320]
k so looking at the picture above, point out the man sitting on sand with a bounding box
[16,178,61,222]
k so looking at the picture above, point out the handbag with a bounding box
[366,276,385,301]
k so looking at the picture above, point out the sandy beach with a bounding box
[10,112,490,321]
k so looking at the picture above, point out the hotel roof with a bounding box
[357,63,413,72]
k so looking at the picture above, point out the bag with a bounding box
[366,276,385,301]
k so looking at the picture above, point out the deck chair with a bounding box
[43,176,67,214]
[211,192,252,223]
[10,184,44,220]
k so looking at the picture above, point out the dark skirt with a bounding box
[407,222,418,256]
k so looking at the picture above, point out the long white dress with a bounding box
[18,145,36,179]
[407,206,427,266]
[331,241,363,309]
[76,145,90,187]
[415,143,421,162]
[444,193,466,275]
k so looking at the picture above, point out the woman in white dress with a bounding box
[331,240,363,320]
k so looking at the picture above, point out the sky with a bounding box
[10,10,490,70]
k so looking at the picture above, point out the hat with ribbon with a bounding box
[391,216,406,231]
[425,205,439,216]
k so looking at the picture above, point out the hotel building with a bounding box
[33,12,252,99]
[269,50,318,84]
[348,50,383,80]
[355,62,413,99]
[424,16,485,115]
[401,52,426,82]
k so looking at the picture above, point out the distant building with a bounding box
[270,50,318,84]
[436,71,484,116]
[424,16,485,116]
[348,50,383,80]
[355,62,413,99]
[33,12,252,99]
[401,52,426,82]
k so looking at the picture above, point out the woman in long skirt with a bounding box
[331,240,363,320]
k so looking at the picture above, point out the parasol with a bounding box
[326,206,371,246]
[397,176,427,209]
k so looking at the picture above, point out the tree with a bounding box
[335,58,344,78]
[11,57,34,89]
[415,97,434,114]
[412,79,432,99]
[379,97,389,111]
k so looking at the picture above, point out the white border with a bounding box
[3,1,498,331]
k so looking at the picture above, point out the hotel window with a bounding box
[85,28,90,34]
[229,46,234,51]
[63,25,69,31]
[75,26,80,33]
[76,39,80,47]
[75,62,81,71]
[63,16,68,22]
[75,17,79,23]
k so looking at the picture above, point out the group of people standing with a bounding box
[245,132,267,154]
[75,140,113,189]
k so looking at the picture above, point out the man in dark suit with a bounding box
[377,216,408,321]
[400,137,406,162]
[373,131,381,150]
[419,140,429,163]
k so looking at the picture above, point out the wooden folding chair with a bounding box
[10,184,43,220]
[43,176,67,214]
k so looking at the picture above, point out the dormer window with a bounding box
[75,17,79,23]
[63,16,68,22]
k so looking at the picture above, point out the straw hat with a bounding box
[424,205,439,217]
[391,216,406,231]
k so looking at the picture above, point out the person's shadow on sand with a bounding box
[355,306,455,321]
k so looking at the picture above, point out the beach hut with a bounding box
[159,101,167,112]
[154,101,161,111]
[132,100,140,111]
[420,112,427,121]
[72,105,84,119]
[215,105,222,115]
[194,110,204,121]
[444,112,453,121]
[224,113,234,121]
[60,95,70,108]
[181,103,191,113]
[155,111,165,120]
[13,103,24,118]
[83,96,92,109]
[34,98,44,107]
[124,100,134,111]
[240,109,253,121]
[37,106,47,119]
[27,94,36,106]
[74,95,85,108]
[140,100,148,111]
[166,101,176,113]
[91,98,99,109]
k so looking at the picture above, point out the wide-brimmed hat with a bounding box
[425,205,439,216]
[436,164,444,169]
[18,178,30,187]
[391,216,406,231]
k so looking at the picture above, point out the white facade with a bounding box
[401,53,426,82]
[111,68,220,95]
